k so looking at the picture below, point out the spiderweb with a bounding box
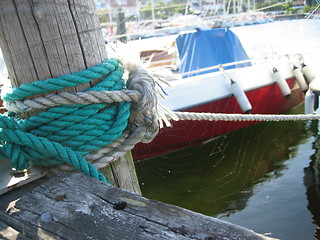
[135,20,320,240]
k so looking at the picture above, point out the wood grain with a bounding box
[0,172,273,240]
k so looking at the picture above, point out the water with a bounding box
[135,19,320,240]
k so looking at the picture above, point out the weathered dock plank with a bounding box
[0,172,274,240]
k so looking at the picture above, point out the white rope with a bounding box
[4,90,142,112]
[170,112,320,122]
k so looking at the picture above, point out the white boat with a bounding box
[110,28,314,160]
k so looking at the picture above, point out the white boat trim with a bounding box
[160,59,295,111]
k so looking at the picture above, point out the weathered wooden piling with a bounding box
[0,0,140,194]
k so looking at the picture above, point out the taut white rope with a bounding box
[170,112,320,122]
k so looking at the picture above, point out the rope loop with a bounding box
[0,58,164,183]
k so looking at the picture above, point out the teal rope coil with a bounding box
[3,60,119,102]
[0,59,131,184]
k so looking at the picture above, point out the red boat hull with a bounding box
[132,78,305,160]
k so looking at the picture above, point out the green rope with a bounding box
[3,59,119,102]
[0,59,131,184]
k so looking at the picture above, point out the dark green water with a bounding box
[135,105,320,239]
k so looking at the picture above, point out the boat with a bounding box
[113,28,313,160]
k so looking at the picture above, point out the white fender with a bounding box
[292,65,308,92]
[301,63,315,83]
[309,77,320,92]
[272,68,291,98]
[305,89,315,114]
[230,79,252,113]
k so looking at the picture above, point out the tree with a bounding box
[306,0,318,7]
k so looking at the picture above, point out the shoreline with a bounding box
[275,13,307,20]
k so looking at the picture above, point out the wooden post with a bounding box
[0,0,141,194]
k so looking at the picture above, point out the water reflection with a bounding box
[304,119,320,239]
[136,107,311,217]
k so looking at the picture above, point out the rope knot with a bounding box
[127,66,159,141]
[0,58,173,183]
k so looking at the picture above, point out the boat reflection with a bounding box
[136,106,311,217]
[304,119,320,239]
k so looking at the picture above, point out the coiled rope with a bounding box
[1,58,320,184]
[0,59,168,184]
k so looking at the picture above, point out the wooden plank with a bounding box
[0,172,274,240]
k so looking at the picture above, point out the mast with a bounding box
[151,0,155,20]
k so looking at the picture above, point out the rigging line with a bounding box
[304,4,320,21]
